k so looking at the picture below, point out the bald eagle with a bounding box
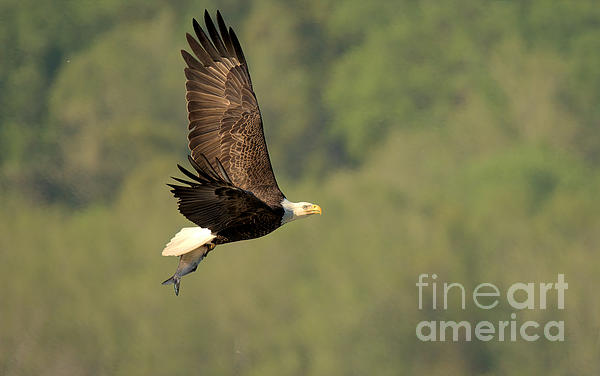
[162,10,322,295]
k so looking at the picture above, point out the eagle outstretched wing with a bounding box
[168,156,281,235]
[182,10,284,208]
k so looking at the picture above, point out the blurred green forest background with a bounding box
[1,0,599,374]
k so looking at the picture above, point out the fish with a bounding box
[161,243,215,296]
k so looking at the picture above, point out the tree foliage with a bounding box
[1,0,600,374]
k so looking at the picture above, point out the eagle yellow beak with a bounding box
[309,204,322,215]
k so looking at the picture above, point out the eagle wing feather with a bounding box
[182,11,284,208]
[168,156,280,234]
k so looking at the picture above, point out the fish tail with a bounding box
[162,274,181,296]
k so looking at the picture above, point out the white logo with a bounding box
[415,274,567,342]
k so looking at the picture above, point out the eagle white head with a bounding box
[281,198,322,225]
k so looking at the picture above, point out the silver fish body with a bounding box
[162,244,215,295]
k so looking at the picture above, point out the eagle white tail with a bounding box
[161,227,216,256]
